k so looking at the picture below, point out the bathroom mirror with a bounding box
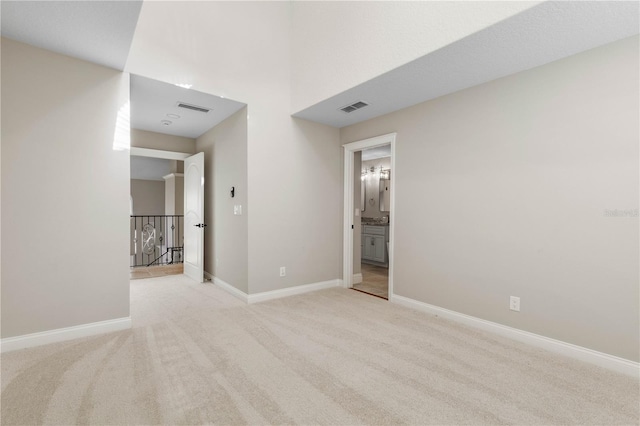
[379,170,390,212]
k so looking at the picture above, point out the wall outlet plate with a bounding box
[510,296,521,312]
[279,266,286,277]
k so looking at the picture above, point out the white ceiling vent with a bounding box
[176,102,211,113]
[339,101,369,113]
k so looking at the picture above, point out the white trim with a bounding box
[206,272,340,305]
[353,273,363,284]
[205,271,249,303]
[391,294,640,378]
[248,279,341,304]
[162,173,184,180]
[343,148,354,288]
[343,133,396,297]
[130,147,191,160]
[0,317,131,353]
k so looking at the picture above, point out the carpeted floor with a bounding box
[1,274,638,425]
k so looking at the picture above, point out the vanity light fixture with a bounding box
[361,169,367,181]
[380,169,390,180]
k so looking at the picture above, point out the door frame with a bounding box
[130,147,191,161]
[342,133,396,296]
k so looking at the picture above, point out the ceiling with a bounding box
[293,1,640,127]
[130,156,171,181]
[130,75,246,139]
[0,1,142,71]
[1,1,245,139]
[1,1,638,131]
[362,145,391,162]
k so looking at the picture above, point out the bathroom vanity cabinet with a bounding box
[361,224,389,265]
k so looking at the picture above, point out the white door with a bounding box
[184,152,205,282]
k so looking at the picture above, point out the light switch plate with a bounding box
[234,205,242,215]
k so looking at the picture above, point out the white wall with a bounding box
[1,38,130,338]
[131,128,195,153]
[164,174,184,216]
[291,1,539,112]
[130,179,165,215]
[126,1,342,295]
[353,151,361,275]
[196,108,249,293]
[341,36,639,361]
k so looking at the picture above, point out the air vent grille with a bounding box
[177,102,211,113]
[339,100,369,113]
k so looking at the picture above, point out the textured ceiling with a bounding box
[130,75,246,139]
[0,1,142,71]
[293,1,640,128]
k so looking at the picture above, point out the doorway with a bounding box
[342,133,396,299]
[128,74,246,284]
[353,145,392,298]
[129,150,190,280]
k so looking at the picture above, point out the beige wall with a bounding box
[131,179,165,215]
[341,36,639,361]
[196,108,249,293]
[131,128,196,154]
[1,38,130,338]
[127,1,343,295]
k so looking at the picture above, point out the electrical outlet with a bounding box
[279,266,286,277]
[510,296,520,312]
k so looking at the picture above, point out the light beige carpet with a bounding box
[1,274,638,425]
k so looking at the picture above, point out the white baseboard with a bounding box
[0,317,131,353]
[391,294,639,378]
[353,273,363,284]
[206,270,341,305]
[205,271,249,303]
[248,279,341,304]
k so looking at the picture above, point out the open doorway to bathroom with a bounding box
[343,133,395,300]
[352,145,391,299]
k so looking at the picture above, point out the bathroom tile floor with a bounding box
[353,263,389,299]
